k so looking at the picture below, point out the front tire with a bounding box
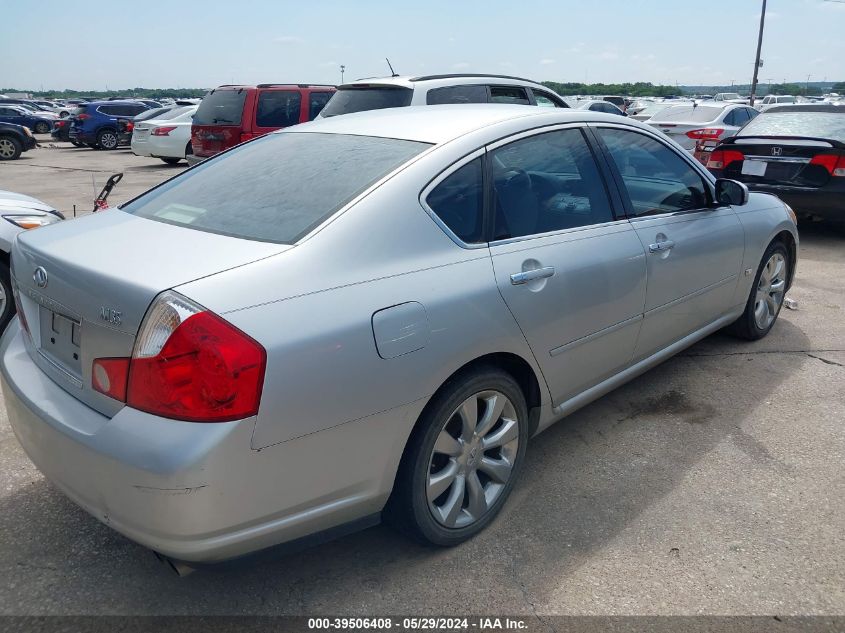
[96,129,119,150]
[0,261,16,331]
[34,122,51,134]
[0,136,22,160]
[728,241,790,340]
[386,367,529,546]
[160,157,181,165]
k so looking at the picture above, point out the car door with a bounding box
[486,126,647,404]
[0,107,23,126]
[593,125,745,361]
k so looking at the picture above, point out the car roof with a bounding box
[340,74,546,90]
[290,104,647,144]
[86,100,148,106]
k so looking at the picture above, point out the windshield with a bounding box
[652,106,723,123]
[192,89,246,125]
[320,86,413,117]
[122,132,431,243]
[737,111,845,143]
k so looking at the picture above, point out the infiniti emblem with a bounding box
[771,147,783,157]
[33,267,48,288]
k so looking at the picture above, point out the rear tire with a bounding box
[0,261,16,331]
[34,122,51,134]
[385,366,529,546]
[160,157,181,165]
[727,241,790,340]
[96,129,119,150]
[0,136,22,160]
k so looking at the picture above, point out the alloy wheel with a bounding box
[100,132,118,149]
[754,252,786,330]
[427,390,519,528]
[0,139,15,158]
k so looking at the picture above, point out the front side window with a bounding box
[256,91,302,128]
[490,86,530,105]
[491,128,613,240]
[426,85,488,105]
[426,158,484,243]
[122,132,431,244]
[597,128,709,217]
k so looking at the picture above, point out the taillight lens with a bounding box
[92,358,130,401]
[152,126,176,136]
[686,128,724,140]
[76,113,90,120]
[707,149,744,170]
[116,291,266,422]
[55,120,65,127]
[125,121,134,132]
[809,153,845,177]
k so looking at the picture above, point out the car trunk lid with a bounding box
[191,88,248,158]
[715,136,843,187]
[11,210,289,416]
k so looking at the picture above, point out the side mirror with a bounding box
[715,178,749,206]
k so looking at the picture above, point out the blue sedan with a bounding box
[0,105,56,134]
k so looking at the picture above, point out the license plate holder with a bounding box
[39,307,82,377]
[741,160,767,177]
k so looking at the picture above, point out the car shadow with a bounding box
[0,318,811,614]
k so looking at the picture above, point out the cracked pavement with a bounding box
[0,145,843,616]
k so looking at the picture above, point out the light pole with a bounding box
[749,0,767,107]
[340,65,346,84]
[806,74,812,95]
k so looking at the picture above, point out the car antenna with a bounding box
[385,58,399,77]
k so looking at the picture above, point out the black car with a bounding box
[50,117,80,145]
[707,104,845,227]
[0,122,37,160]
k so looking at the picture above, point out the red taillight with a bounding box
[92,358,130,401]
[686,128,724,140]
[108,292,266,422]
[152,126,176,136]
[809,153,845,177]
[76,113,90,120]
[707,149,744,170]
[55,120,66,127]
[125,121,134,132]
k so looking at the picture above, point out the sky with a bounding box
[2,0,844,91]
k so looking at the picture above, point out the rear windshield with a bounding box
[652,106,723,122]
[152,105,194,121]
[737,111,845,143]
[320,87,413,117]
[122,132,430,243]
[72,105,89,115]
[192,89,247,125]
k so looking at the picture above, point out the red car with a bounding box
[189,84,336,164]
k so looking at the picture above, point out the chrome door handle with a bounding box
[648,240,676,253]
[510,266,555,285]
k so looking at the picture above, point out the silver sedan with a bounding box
[1,105,798,569]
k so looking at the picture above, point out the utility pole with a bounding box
[749,0,767,107]
[806,74,812,95]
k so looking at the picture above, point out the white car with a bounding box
[131,106,197,164]
[756,95,797,111]
[645,103,759,151]
[712,92,749,104]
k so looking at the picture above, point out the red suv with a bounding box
[189,84,335,164]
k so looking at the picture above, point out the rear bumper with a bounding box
[744,184,844,223]
[1,321,420,563]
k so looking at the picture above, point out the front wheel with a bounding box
[0,136,22,160]
[34,122,51,134]
[0,261,16,331]
[386,367,529,546]
[728,241,790,340]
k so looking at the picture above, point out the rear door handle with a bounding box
[648,240,676,253]
[510,266,555,285]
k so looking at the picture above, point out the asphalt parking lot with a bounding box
[0,141,842,617]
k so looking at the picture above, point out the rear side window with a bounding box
[256,91,302,128]
[490,86,530,105]
[122,133,431,244]
[97,105,118,115]
[193,89,247,125]
[491,129,614,239]
[320,87,413,117]
[308,92,332,120]
[426,85,488,105]
[532,91,567,108]
[426,158,484,243]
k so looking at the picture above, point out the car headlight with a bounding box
[3,214,62,230]
[783,203,797,225]
[22,126,33,138]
